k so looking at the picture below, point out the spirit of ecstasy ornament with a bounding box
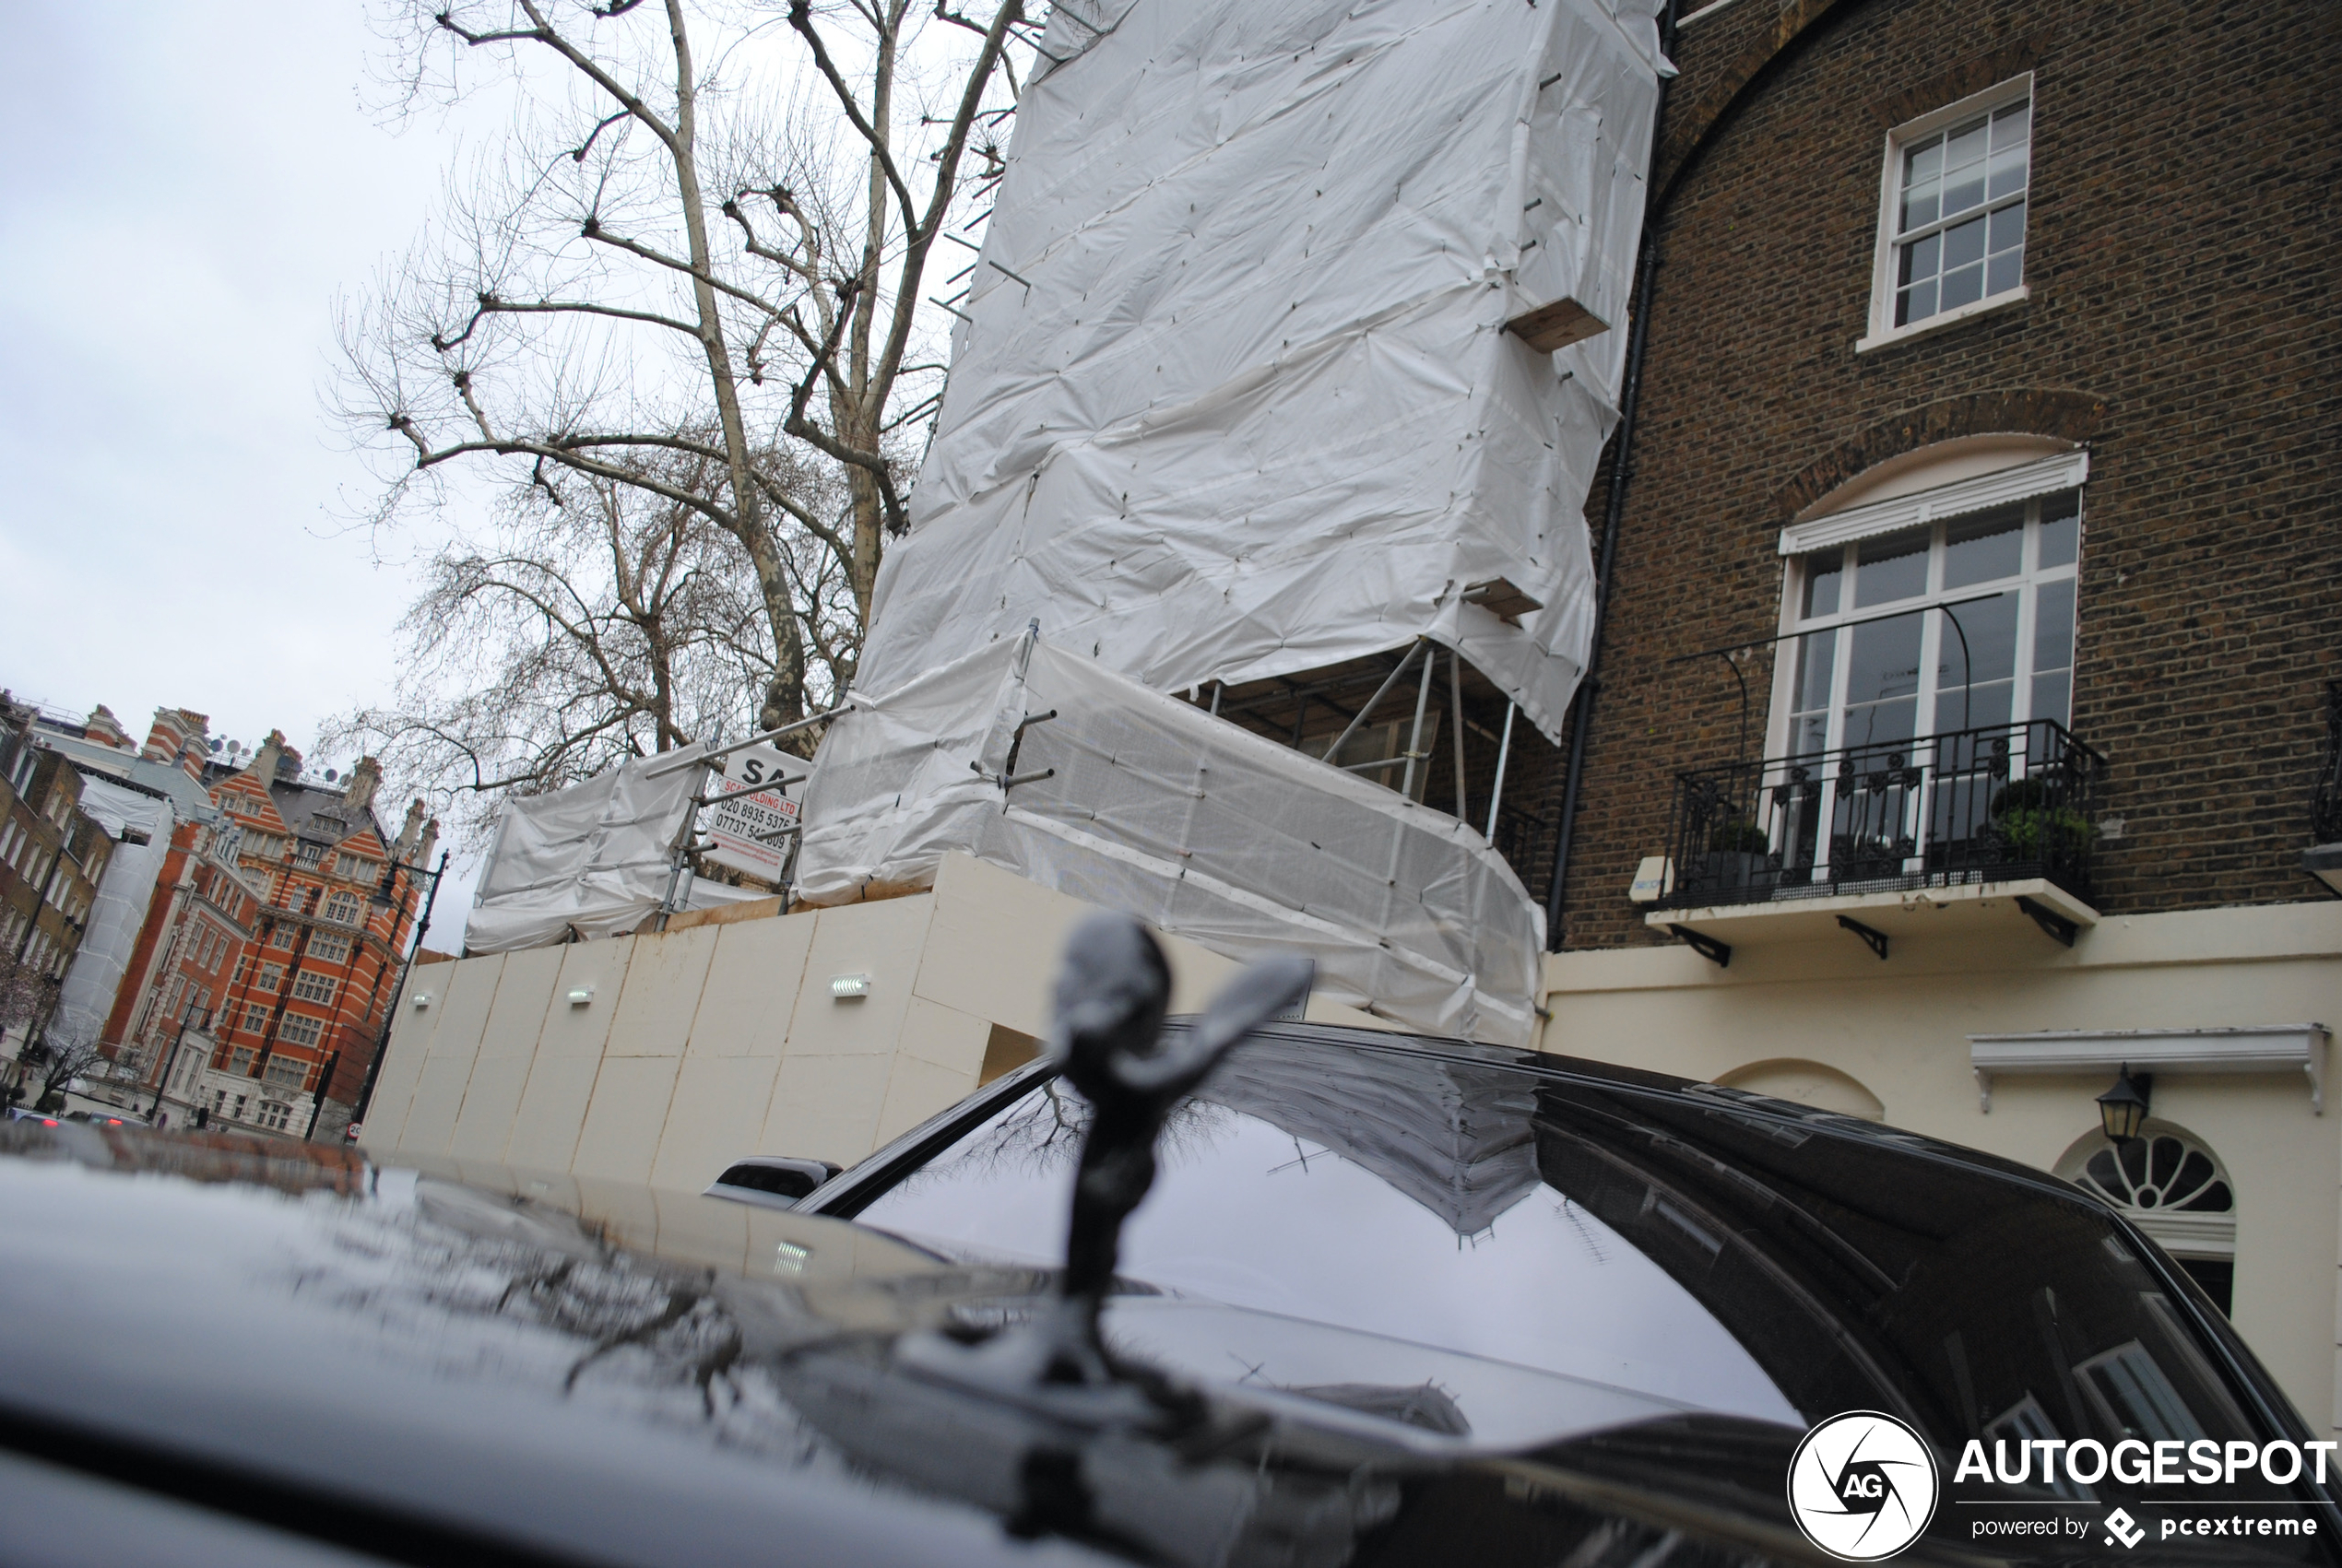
[894,912,1313,1426]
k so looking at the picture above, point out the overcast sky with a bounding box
[0,6,515,930]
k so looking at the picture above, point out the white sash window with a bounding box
[1776,486,2080,761]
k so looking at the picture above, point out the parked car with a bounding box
[61,1108,148,1127]
[0,1019,2330,1567]
[0,1112,1925,1568]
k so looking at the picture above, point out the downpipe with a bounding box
[1544,5,1675,951]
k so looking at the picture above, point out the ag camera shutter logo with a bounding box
[1788,1411,1940,1561]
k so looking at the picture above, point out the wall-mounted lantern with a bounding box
[2096,1065,2153,1145]
[830,973,872,1001]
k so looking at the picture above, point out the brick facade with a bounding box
[0,716,111,1059]
[69,709,440,1138]
[1555,0,2341,949]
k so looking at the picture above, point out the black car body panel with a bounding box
[0,1120,1886,1568]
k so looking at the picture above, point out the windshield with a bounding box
[847,1051,1800,1443]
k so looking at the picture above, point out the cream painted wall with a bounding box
[361,852,1389,1201]
[1539,901,2342,1436]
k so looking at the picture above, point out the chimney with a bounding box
[248,730,286,788]
[84,706,133,752]
[342,756,383,815]
[394,797,428,861]
[139,708,213,777]
[417,816,441,872]
[275,742,302,782]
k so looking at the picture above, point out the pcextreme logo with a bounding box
[1788,1412,1941,1562]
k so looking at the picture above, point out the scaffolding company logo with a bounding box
[1788,1412,1941,1561]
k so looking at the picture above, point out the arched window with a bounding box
[2055,1121,2235,1315]
[1774,438,2086,758]
[1712,1058,1885,1122]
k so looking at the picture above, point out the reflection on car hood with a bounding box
[0,1120,1967,1568]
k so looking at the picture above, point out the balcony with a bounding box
[1648,721,2105,963]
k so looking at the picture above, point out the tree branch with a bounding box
[787,2,921,242]
[580,217,794,321]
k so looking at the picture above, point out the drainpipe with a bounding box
[1544,0,1678,952]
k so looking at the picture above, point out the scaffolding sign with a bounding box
[703,744,800,882]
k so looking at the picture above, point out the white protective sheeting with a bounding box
[53,779,172,1048]
[797,638,1544,1045]
[463,748,710,955]
[856,0,1663,744]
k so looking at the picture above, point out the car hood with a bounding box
[0,1121,2185,1568]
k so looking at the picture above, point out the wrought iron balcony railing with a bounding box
[1658,719,2105,911]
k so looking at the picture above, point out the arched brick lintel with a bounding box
[1652,2,2052,204]
[1652,0,1854,200]
[1768,390,2111,522]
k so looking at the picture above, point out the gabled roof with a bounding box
[266,778,392,854]
[207,770,393,858]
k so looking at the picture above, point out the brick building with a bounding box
[1533,0,2340,1432]
[191,736,435,1138]
[0,699,114,1076]
[73,709,439,1140]
[101,811,263,1121]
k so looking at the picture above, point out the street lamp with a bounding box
[347,850,450,1138]
[2096,1065,2153,1146]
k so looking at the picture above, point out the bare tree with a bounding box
[339,0,1027,782]
[28,1030,107,1116]
[328,448,854,817]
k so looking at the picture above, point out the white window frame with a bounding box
[1759,463,2087,886]
[1857,74,2033,353]
[1767,486,2083,761]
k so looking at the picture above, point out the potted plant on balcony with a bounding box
[1701,819,1773,897]
[1989,778,2097,865]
